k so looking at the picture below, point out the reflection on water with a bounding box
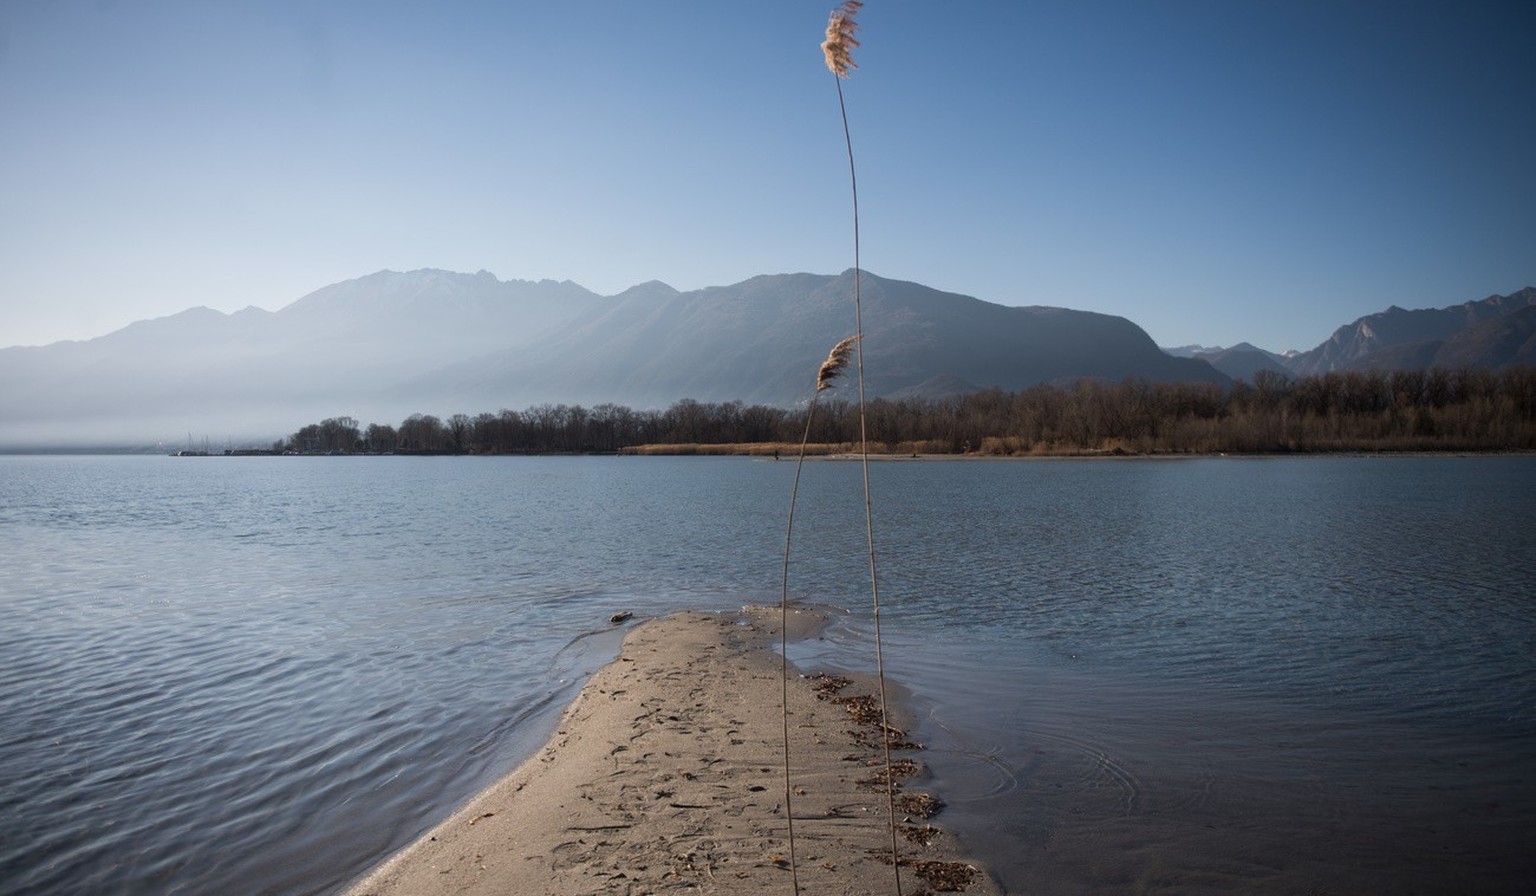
[895,643,1535,894]
[791,455,1536,894]
[1,454,1533,894]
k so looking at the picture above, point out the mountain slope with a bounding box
[1348,304,1536,372]
[0,269,1224,447]
[404,270,1228,411]
[1192,342,1292,382]
[0,270,605,446]
[1286,287,1536,375]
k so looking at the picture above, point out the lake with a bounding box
[1,454,1532,894]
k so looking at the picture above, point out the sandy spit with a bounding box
[343,607,1001,896]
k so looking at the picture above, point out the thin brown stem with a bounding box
[778,400,820,896]
[834,70,903,896]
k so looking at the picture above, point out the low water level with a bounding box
[2,454,1532,893]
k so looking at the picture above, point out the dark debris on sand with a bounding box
[802,673,988,890]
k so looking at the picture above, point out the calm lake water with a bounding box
[1,454,1532,894]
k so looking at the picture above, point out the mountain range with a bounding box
[1,271,1531,448]
[1282,288,1536,376]
[1168,287,1536,382]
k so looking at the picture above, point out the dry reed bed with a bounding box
[620,442,861,456]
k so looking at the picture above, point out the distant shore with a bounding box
[613,442,1536,458]
[6,443,1535,459]
[342,608,1000,896]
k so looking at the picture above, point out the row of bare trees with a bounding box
[277,399,789,455]
[279,366,1536,456]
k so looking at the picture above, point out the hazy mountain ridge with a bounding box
[399,270,1226,412]
[1162,288,1536,381]
[1191,343,1293,382]
[0,269,606,446]
[0,269,1223,446]
[2,271,1531,448]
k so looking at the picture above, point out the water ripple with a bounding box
[1,454,1533,894]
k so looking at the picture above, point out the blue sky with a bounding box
[2,1,1532,353]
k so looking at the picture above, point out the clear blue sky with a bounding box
[2,1,1532,353]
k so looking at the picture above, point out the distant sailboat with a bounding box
[173,433,210,457]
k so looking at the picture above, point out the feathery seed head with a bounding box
[822,1,862,78]
[816,335,860,392]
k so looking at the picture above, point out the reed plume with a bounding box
[821,0,862,77]
[816,335,859,392]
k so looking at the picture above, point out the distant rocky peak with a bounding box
[1286,286,1536,376]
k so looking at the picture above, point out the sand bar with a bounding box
[344,607,1001,895]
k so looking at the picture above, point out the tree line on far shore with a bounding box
[279,366,1536,456]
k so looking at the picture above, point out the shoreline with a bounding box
[722,449,1536,462]
[342,607,1001,895]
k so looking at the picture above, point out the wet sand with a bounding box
[343,607,1000,895]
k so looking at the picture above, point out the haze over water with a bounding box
[1,454,1532,893]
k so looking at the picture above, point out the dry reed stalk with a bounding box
[779,333,858,896]
[823,2,906,892]
[781,4,905,895]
